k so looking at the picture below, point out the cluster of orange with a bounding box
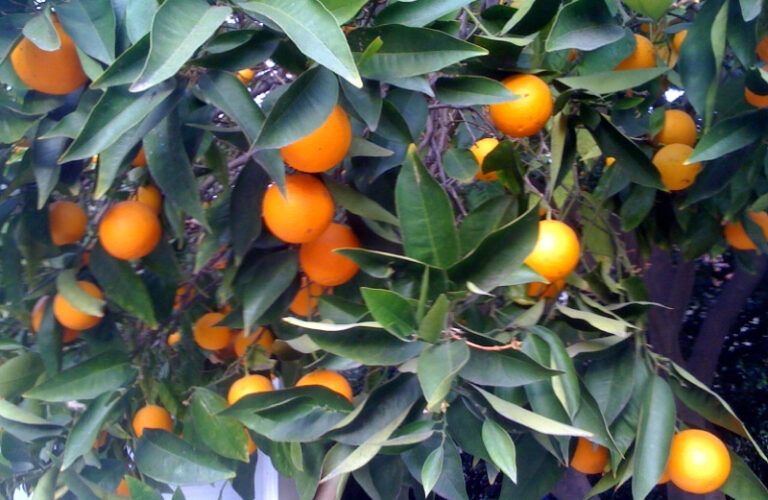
[571,429,731,495]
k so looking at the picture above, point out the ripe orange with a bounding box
[31,296,80,343]
[469,138,500,181]
[132,404,173,438]
[295,370,353,401]
[526,280,565,299]
[262,174,335,243]
[233,328,275,357]
[167,331,182,347]
[98,201,162,260]
[605,156,616,168]
[53,281,103,331]
[570,437,609,475]
[135,185,162,214]
[280,105,352,173]
[652,144,702,191]
[227,374,273,405]
[658,467,671,484]
[49,200,87,246]
[489,74,553,138]
[653,110,697,147]
[723,211,768,251]
[289,278,327,317]
[745,88,768,108]
[524,220,580,282]
[757,36,768,64]
[10,17,87,95]
[116,478,130,497]
[299,223,360,286]
[667,429,731,494]
[615,34,656,70]
[672,30,688,53]
[193,312,232,351]
[131,148,147,167]
[237,68,255,84]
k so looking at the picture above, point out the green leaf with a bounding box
[474,386,593,437]
[190,388,249,462]
[340,79,382,131]
[239,0,362,87]
[482,418,517,482]
[257,66,338,148]
[91,36,150,89]
[421,445,443,495]
[403,436,469,500]
[325,180,399,226]
[56,269,105,317]
[30,466,59,500]
[125,0,158,43]
[0,107,40,144]
[283,318,381,332]
[0,400,52,426]
[623,0,673,20]
[361,288,417,339]
[417,341,470,411]
[688,111,767,163]
[131,0,232,92]
[459,349,559,387]
[56,0,116,63]
[376,0,473,27]
[620,185,656,231]
[418,295,450,343]
[197,70,266,144]
[24,352,137,402]
[442,147,478,184]
[62,392,122,470]
[499,0,561,36]
[135,430,236,486]
[0,352,43,399]
[235,249,297,331]
[558,68,668,94]
[546,0,625,51]
[306,330,424,366]
[434,76,517,106]
[230,161,268,259]
[721,450,768,499]
[30,129,67,209]
[23,9,59,51]
[632,376,675,499]
[125,476,163,500]
[737,0,761,21]
[555,303,632,337]
[449,206,538,291]
[90,245,157,326]
[528,326,581,420]
[348,25,487,80]
[395,145,460,268]
[318,0,368,24]
[583,345,635,425]
[60,82,175,162]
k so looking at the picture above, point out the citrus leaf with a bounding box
[197,70,266,144]
[417,341,470,411]
[325,180,399,226]
[0,352,43,399]
[688,110,768,163]
[421,445,443,495]
[190,388,249,462]
[418,295,450,344]
[22,9,59,51]
[318,0,368,24]
[56,269,105,317]
[459,348,559,387]
[434,76,516,106]
[546,0,624,51]
[623,0,674,20]
[56,0,116,64]
[307,330,424,366]
[282,317,382,332]
[125,476,163,500]
[62,391,122,470]
[235,249,298,332]
[91,35,149,89]
[722,450,768,499]
[30,466,59,500]
[482,418,517,482]
[0,399,54,426]
[557,68,668,94]
[632,376,675,499]
[375,0,473,27]
[361,288,417,339]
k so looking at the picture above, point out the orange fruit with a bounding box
[723,211,768,250]
[131,404,173,438]
[131,148,147,167]
[52,281,103,331]
[570,437,609,475]
[280,105,352,173]
[262,174,335,243]
[668,429,731,494]
[10,17,87,95]
[173,284,196,310]
[526,280,565,299]
[672,30,688,53]
[656,43,678,68]
[757,36,768,64]
[246,429,257,454]
[745,88,768,108]
[193,312,232,351]
[605,156,616,168]
[469,138,500,181]
[289,278,327,317]
[489,74,553,138]
[237,68,255,84]
[135,184,162,214]
[233,328,275,357]
[658,467,671,484]
[116,478,130,497]
[98,201,162,260]
[615,34,656,70]
[653,110,697,147]
[49,200,87,246]
[167,331,182,347]
[299,223,360,286]
[227,374,273,405]
[295,370,353,401]
[524,220,580,282]
[652,144,702,191]
[31,296,81,342]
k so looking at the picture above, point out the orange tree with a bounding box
[1,0,768,499]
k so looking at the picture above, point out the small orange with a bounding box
[723,211,768,251]
[167,331,182,347]
[756,36,768,64]
[227,374,273,405]
[615,34,656,71]
[605,156,616,168]
[10,17,87,95]
[131,148,147,167]
[469,138,500,181]
[98,201,162,260]
[132,404,173,438]
[299,223,360,286]
[524,220,580,282]
[31,296,81,342]
[289,278,327,317]
[262,174,335,243]
[653,110,697,147]
[233,328,275,357]
[52,281,103,331]
[193,312,232,351]
[672,30,688,53]
[745,88,768,108]
[570,437,609,475]
[526,280,565,299]
[116,478,130,497]
[135,185,162,214]
[246,429,257,454]
[667,429,731,494]
[652,144,702,191]
[237,68,255,84]
[295,370,353,401]
[489,74,553,138]
[280,105,352,173]
[49,200,87,246]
